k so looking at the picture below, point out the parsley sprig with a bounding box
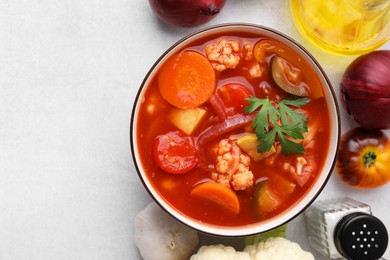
[244,96,310,155]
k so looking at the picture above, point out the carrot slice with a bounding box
[190,182,240,215]
[158,51,216,109]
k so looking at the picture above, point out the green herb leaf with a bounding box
[277,127,306,154]
[279,98,309,132]
[245,97,310,155]
[257,128,277,153]
[245,97,278,134]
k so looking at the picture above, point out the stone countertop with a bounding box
[1,0,389,259]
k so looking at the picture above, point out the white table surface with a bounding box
[1,0,389,259]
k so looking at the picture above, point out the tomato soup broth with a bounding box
[135,31,331,227]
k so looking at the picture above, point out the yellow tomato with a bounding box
[336,128,390,189]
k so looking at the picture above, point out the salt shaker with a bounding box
[305,197,388,259]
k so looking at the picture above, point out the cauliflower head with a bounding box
[190,244,251,260]
[243,237,314,260]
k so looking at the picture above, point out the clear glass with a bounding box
[304,197,372,259]
[290,0,390,55]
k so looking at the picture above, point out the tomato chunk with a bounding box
[217,83,252,114]
[154,131,197,174]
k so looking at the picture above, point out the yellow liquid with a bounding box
[290,0,390,55]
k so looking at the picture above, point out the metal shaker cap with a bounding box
[334,212,388,260]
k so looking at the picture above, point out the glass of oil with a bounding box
[290,0,390,55]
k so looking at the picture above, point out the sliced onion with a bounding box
[209,93,227,121]
[196,114,256,148]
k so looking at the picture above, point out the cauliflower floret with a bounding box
[230,155,253,190]
[212,138,253,191]
[191,244,251,260]
[205,39,241,71]
[242,43,253,61]
[248,62,263,78]
[243,237,314,260]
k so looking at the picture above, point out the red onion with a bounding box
[148,0,226,27]
[196,114,256,148]
[340,50,390,129]
[209,93,227,120]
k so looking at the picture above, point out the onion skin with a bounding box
[343,98,390,130]
[340,50,390,129]
[148,0,226,27]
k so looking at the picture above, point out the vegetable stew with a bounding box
[134,31,331,227]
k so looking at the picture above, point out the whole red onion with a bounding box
[148,0,226,28]
[340,50,390,129]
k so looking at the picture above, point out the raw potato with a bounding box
[169,108,207,135]
[237,133,276,161]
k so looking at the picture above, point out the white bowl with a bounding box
[130,23,340,236]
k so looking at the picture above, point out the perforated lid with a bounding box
[334,212,388,260]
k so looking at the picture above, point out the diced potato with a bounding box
[269,174,296,200]
[168,108,207,135]
[237,133,276,161]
